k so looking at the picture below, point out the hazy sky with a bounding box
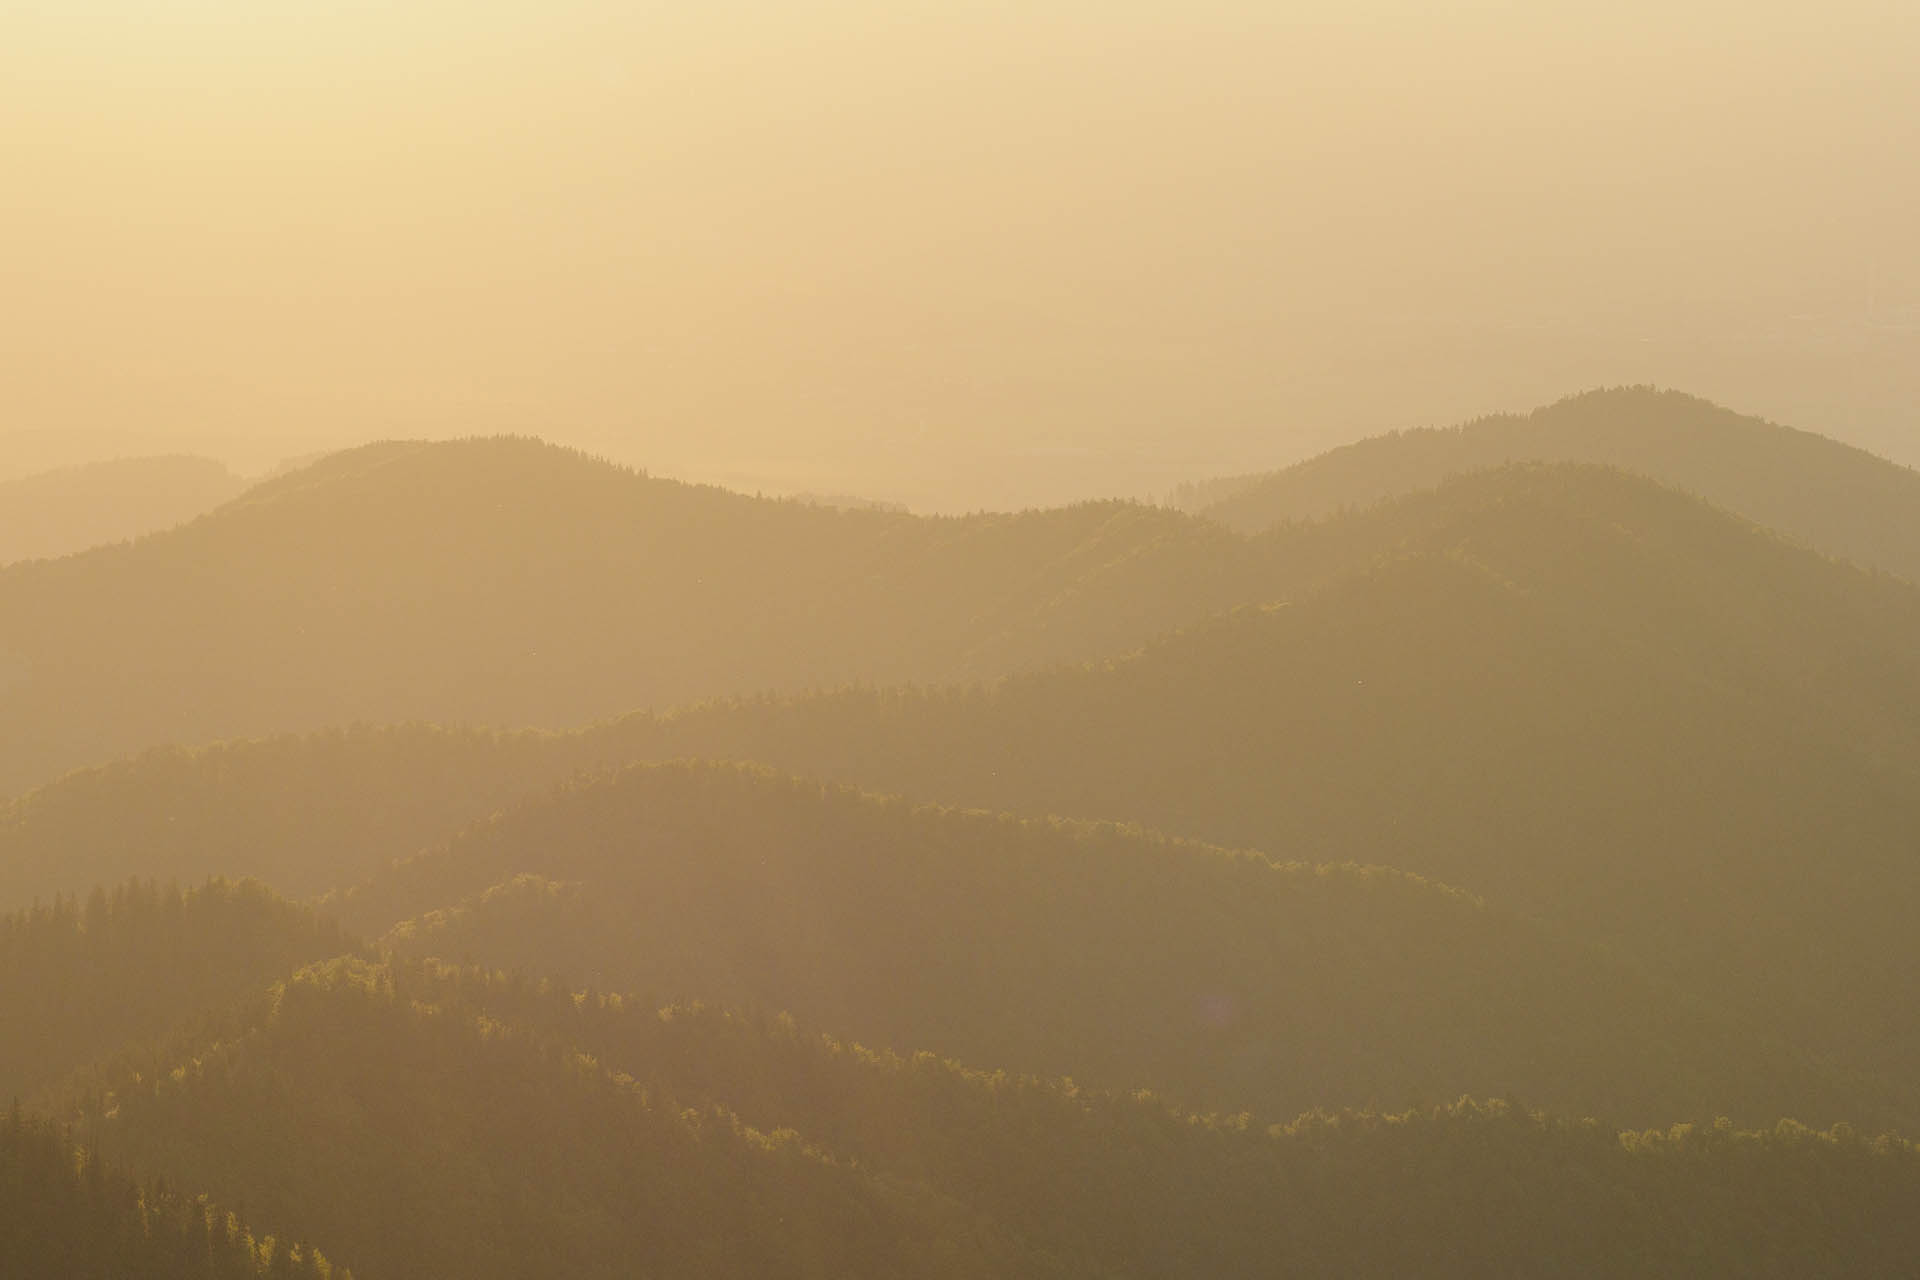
[4,1,1915,507]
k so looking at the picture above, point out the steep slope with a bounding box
[0,455,1845,908]
[0,1108,349,1279]
[1191,387,1920,582]
[337,762,1891,1132]
[579,467,1920,1082]
[71,956,1920,1280]
[78,957,1048,1280]
[9,464,1920,1095]
[0,436,1284,798]
[0,878,358,1105]
[0,455,247,566]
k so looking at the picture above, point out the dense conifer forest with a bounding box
[584,466,1920,1086]
[338,761,1898,1131]
[11,0,1916,1262]
[7,392,1920,1274]
[0,1107,346,1279]
[22,951,1920,1280]
[0,878,358,1105]
[42,950,1920,1279]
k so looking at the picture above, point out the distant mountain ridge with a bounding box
[587,467,1920,1084]
[15,456,1891,907]
[10,461,1920,1121]
[1186,387,1920,583]
[0,436,1273,798]
[15,408,1911,802]
[0,454,247,566]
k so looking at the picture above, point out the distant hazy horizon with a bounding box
[5,0,1915,509]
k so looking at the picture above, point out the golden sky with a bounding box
[4,1,1915,506]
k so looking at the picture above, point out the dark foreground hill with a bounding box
[337,761,1893,1132]
[0,878,358,1106]
[70,955,1920,1280]
[1186,387,1920,582]
[76,956,1048,1280]
[1,1109,349,1279]
[0,455,248,566]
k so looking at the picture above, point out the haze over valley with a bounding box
[5,2,1919,1275]
[7,1,1918,508]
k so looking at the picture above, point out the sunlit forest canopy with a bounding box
[1,1108,349,1280]
[59,955,1920,1280]
[0,877,358,1106]
[346,761,1904,1131]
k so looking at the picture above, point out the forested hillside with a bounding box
[0,437,1278,798]
[585,466,1920,1084]
[14,455,1898,903]
[76,957,1043,1280]
[68,956,1920,1280]
[0,455,247,567]
[328,761,1892,1130]
[0,1107,348,1279]
[1188,388,1920,583]
[13,0,1908,1258]
[8,446,1920,1273]
[0,878,358,1105]
[23,430,1843,803]
[0,726,578,907]
[8,465,1920,1098]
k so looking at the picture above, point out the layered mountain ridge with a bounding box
[1185,387,1920,584]
[9,392,1920,1275]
